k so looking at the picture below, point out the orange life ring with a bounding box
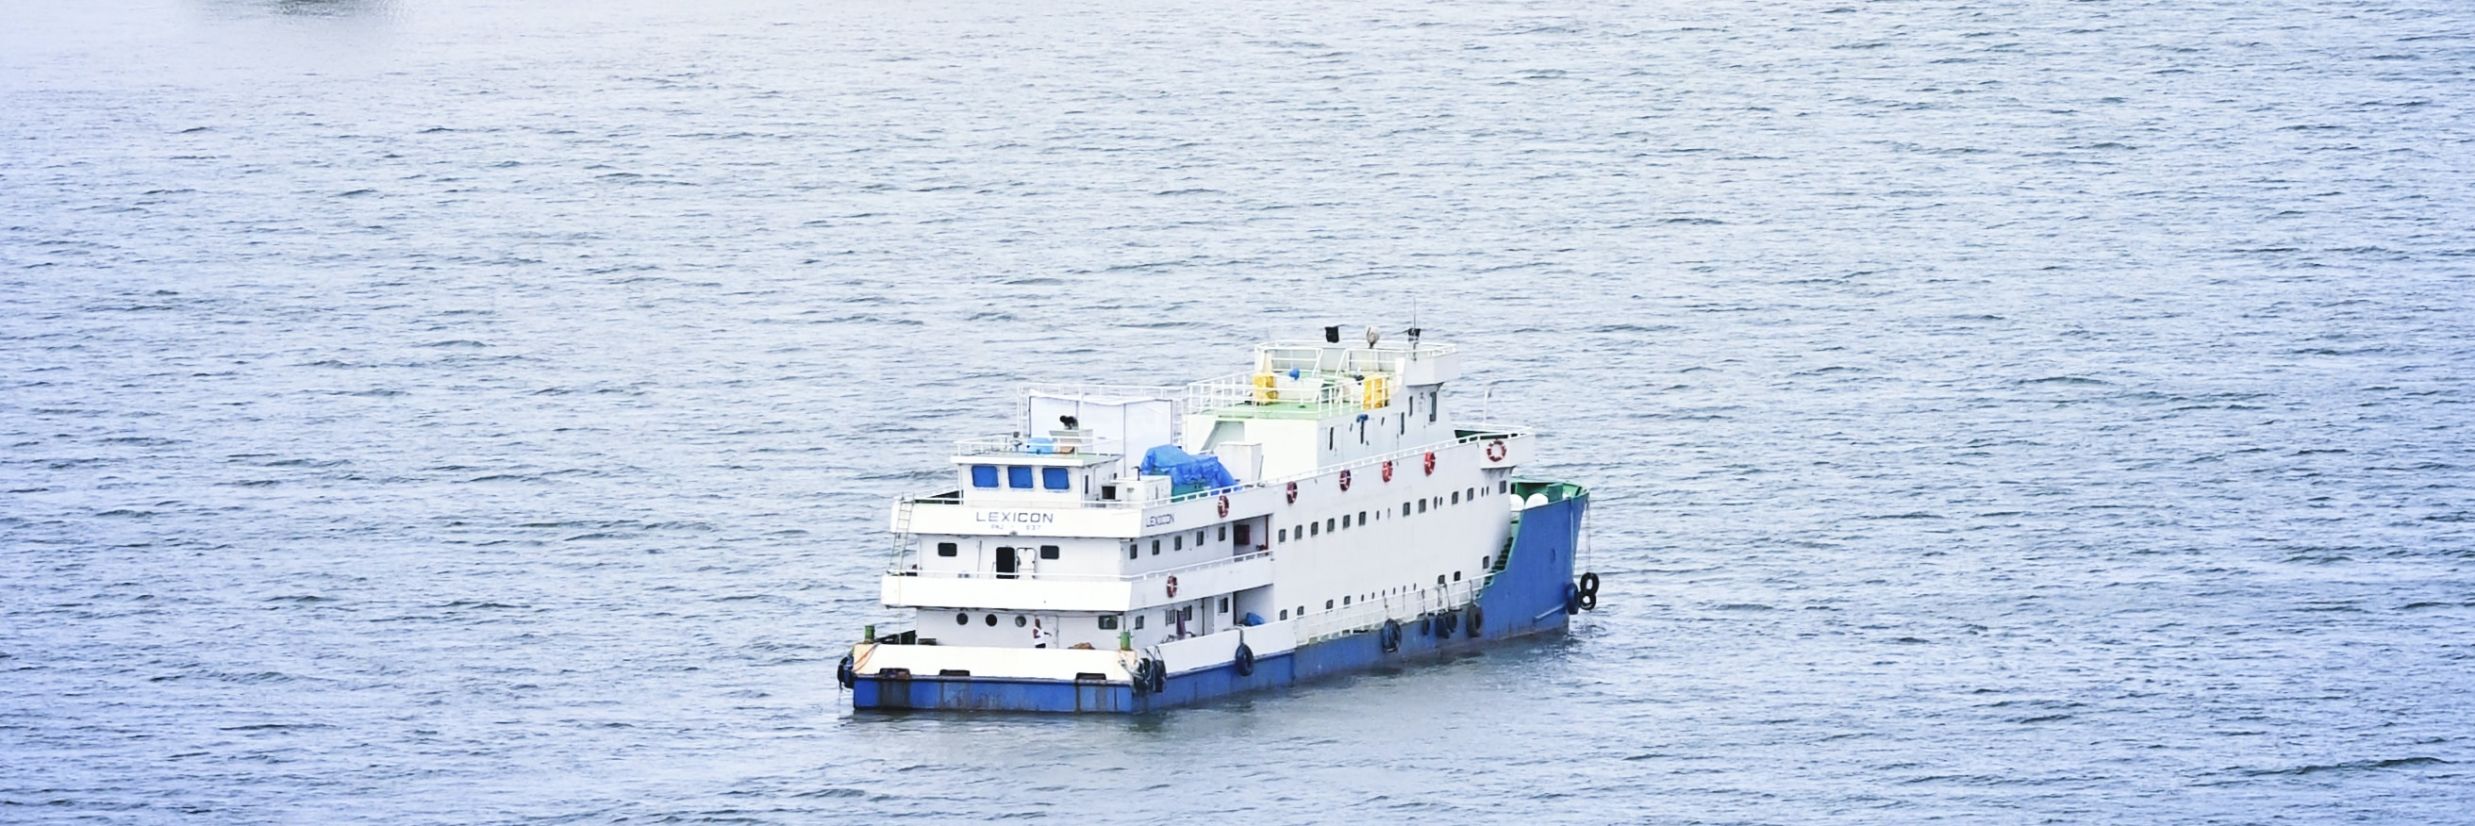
[1217,496,1230,518]
[1486,440,1507,462]
[1166,575,1179,598]
[1423,451,1437,475]
[1285,482,1298,504]
[1381,460,1394,482]
[1338,469,1352,491]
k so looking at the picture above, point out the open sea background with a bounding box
[5,0,2472,822]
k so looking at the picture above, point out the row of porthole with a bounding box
[1276,480,1510,544]
[956,612,1033,627]
[1128,524,1233,559]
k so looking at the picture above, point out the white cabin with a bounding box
[879,334,1528,658]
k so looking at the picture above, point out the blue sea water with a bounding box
[4,0,2473,822]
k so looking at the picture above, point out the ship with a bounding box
[838,327,1601,712]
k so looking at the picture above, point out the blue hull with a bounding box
[852,486,1587,713]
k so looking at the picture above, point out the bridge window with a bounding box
[1340,515,1351,529]
[1278,528,1288,543]
[1310,523,1319,537]
[1325,600,1334,610]
[1451,491,1460,505]
[936,542,958,557]
[1042,467,1070,490]
[1279,609,1289,620]
[970,465,999,488]
[1007,466,1034,488]
[1342,596,1351,606]
[1326,518,1335,533]
[1358,510,1367,524]
[1454,571,1463,582]
[1417,500,1427,514]
[1401,501,1410,515]
[1099,615,1119,630]
[1039,544,1060,560]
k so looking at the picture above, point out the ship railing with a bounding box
[885,549,1272,582]
[1291,576,1493,646]
[1182,372,1366,419]
[1020,383,1185,404]
[951,433,1124,458]
[897,428,1529,510]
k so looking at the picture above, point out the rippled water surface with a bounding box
[6,0,2473,822]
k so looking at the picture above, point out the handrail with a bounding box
[887,549,1272,582]
[1291,575,1492,645]
[899,428,1530,511]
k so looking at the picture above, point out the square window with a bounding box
[1343,596,1351,606]
[1099,615,1119,630]
[1310,523,1320,537]
[1174,536,1184,551]
[1039,545,1060,560]
[1278,529,1288,542]
[1499,480,1509,494]
[1402,501,1411,515]
[1218,597,1230,613]
[1181,606,1194,621]
[1217,525,1227,541]
[1152,540,1161,555]
[1358,510,1366,524]
[936,542,958,557]
[1127,544,1138,560]
[1417,500,1427,514]
[1454,571,1463,582]
[1194,530,1204,546]
[1279,609,1289,620]
[971,466,999,488]
[1134,615,1145,629]
[1341,515,1351,529]
[1326,518,1335,532]
[1042,467,1071,490]
[1451,491,1461,505]
[1007,466,1035,488]
[1325,600,1334,610]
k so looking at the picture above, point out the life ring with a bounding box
[1165,575,1179,598]
[1380,619,1402,652]
[1423,451,1436,476]
[1338,469,1352,491]
[1579,571,1601,597]
[1465,605,1484,637]
[1381,460,1394,482]
[1217,496,1230,518]
[1485,439,1507,462]
[1285,482,1298,504]
[836,653,856,689]
[1234,642,1255,677]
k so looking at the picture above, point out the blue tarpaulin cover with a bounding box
[1139,445,1239,492]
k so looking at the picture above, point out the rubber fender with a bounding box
[1438,609,1458,638]
[1564,583,1582,616]
[1234,643,1255,677]
[1133,658,1157,693]
[836,654,856,689]
[1150,659,1167,693]
[1579,571,1601,597]
[1579,591,1598,612]
[1381,619,1402,652]
[1465,605,1484,637]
